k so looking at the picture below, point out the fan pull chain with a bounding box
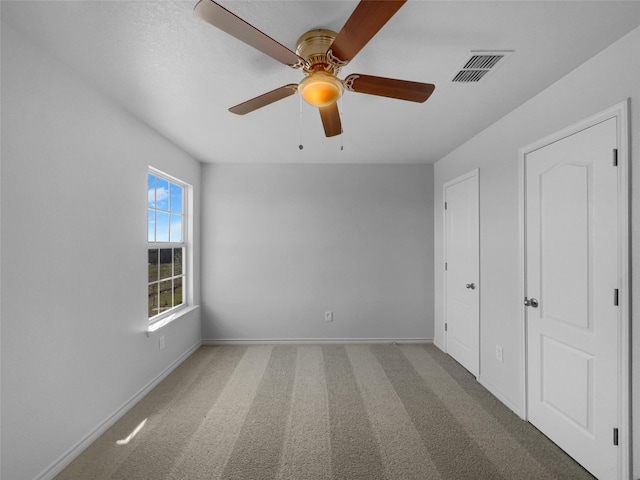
[298,95,304,150]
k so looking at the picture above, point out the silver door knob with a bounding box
[524,297,539,308]
[465,283,476,290]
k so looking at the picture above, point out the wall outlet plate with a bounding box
[159,336,165,350]
[325,311,333,322]
[496,346,503,362]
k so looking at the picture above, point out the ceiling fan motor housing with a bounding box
[295,29,345,107]
[296,29,341,76]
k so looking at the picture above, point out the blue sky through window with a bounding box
[148,173,183,242]
[155,177,169,211]
[156,212,170,242]
[170,183,182,213]
[147,174,155,208]
[148,209,155,242]
[170,215,182,242]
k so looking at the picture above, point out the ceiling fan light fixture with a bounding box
[298,72,344,107]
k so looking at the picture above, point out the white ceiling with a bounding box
[2,1,640,164]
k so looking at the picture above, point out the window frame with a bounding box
[147,168,189,324]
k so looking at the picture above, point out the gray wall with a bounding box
[1,24,201,480]
[201,164,434,342]
[433,27,640,476]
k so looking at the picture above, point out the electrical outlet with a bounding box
[496,346,503,363]
[159,336,165,350]
[325,311,333,322]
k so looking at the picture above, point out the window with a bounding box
[148,170,186,321]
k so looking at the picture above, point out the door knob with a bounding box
[524,297,539,308]
[465,283,476,290]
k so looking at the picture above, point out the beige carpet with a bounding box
[56,344,595,479]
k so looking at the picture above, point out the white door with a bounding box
[525,117,618,479]
[444,170,479,377]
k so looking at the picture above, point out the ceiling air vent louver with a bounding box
[451,50,514,83]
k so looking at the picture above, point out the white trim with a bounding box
[615,100,631,480]
[148,242,185,249]
[146,305,200,335]
[518,133,528,419]
[517,100,630,480]
[34,341,201,480]
[148,165,189,187]
[202,337,434,345]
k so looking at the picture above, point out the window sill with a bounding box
[146,305,199,336]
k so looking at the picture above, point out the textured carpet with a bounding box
[56,344,595,479]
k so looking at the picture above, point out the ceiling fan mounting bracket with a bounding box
[326,49,349,68]
[296,29,342,76]
[287,59,307,70]
[343,74,360,92]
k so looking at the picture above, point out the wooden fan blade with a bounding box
[229,84,298,115]
[345,74,435,103]
[328,0,406,66]
[194,0,306,69]
[319,103,342,137]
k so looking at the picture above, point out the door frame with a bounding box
[443,168,480,376]
[518,100,630,479]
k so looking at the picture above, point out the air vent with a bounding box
[451,50,514,83]
[452,70,488,83]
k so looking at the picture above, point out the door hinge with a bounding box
[445,323,448,332]
[613,427,619,446]
[445,262,448,271]
[613,148,618,167]
[614,288,619,306]
[444,201,448,210]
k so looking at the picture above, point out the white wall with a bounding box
[201,164,434,342]
[0,24,201,480]
[434,27,640,475]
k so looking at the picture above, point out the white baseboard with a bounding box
[202,337,433,345]
[477,375,524,418]
[36,340,201,480]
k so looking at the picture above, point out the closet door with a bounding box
[444,169,479,377]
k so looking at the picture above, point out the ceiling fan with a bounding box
[194,0,435,137]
